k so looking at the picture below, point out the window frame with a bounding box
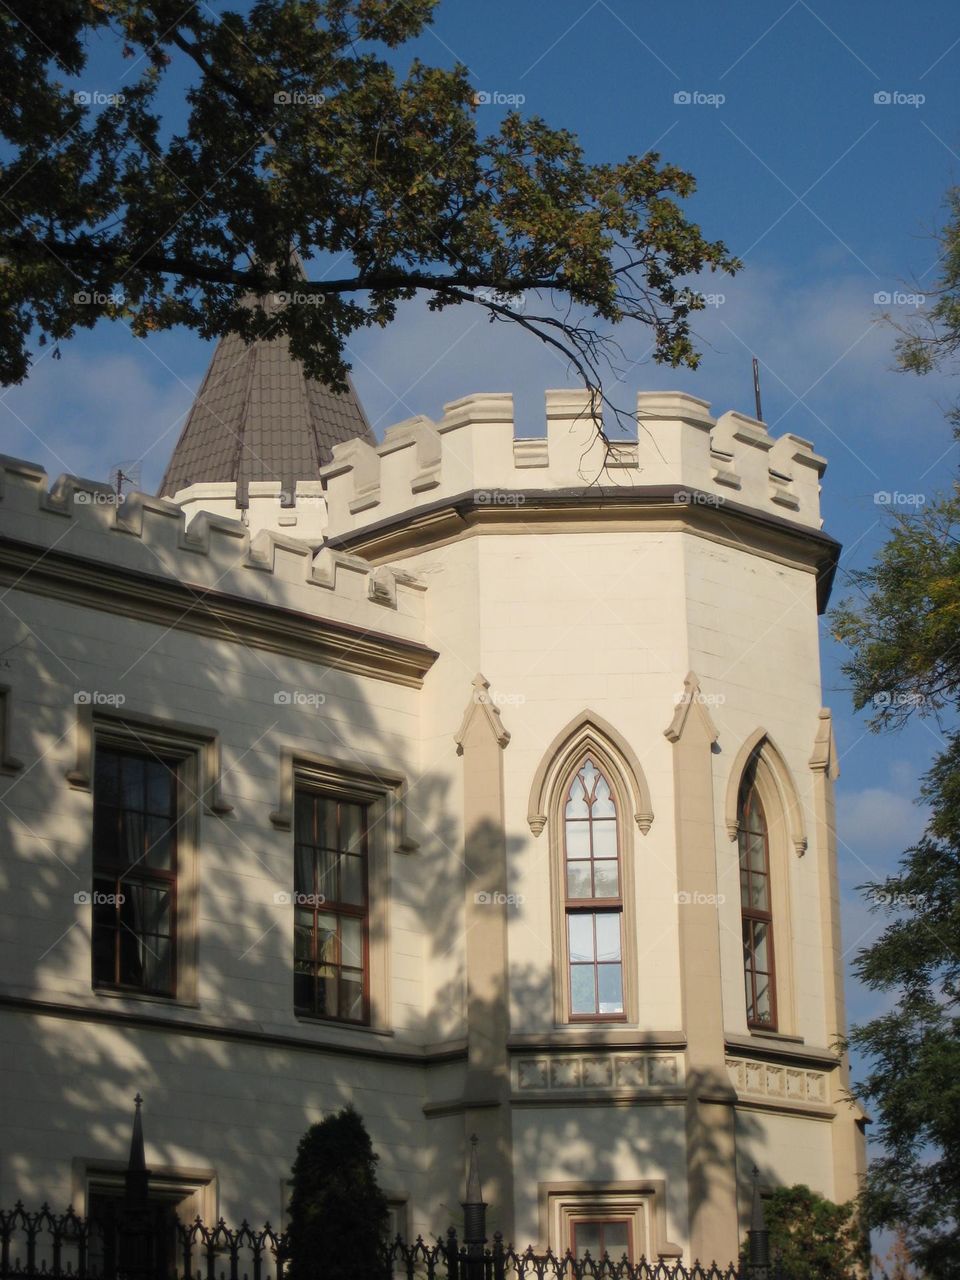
[570,1216,634,1261]
[92,745,182,998]
[539,1182,683,1264]
[292,787,372,1025]
[560,752,634,1024]
[275,751,404,1034]
[562,757,626,1023]
[738,781,778,1032]
[89,726,201,1006]
[546,742,639,1027]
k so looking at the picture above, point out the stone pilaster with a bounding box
[664,673,739,1263]
[809,709,867,1201]
[455,674,515,1238]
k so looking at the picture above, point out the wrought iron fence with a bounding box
[0,1204,788,1280]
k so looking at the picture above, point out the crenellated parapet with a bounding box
[0,455,426,642]
[321,389,827,540]
[170,479,329,542]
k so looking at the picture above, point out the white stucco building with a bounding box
[0,322,865,1265]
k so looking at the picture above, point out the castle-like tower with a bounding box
[0,329,865,1265]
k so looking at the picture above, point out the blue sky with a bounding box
[2,0,957,1165]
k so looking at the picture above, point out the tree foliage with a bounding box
[892,187,960,376]
[0,0,738,395]
[833,474,960,1275]
[287,1106,389,1280]
[741,1185,865,1280]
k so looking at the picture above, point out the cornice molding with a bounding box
[0,991,467,1066]
[0,534,437,689]
[324,487,841,613]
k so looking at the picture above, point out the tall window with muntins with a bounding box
[293,789,369,1023]
[92,747,178,996]
[739,781,777,1029]
[564,758,624,1019]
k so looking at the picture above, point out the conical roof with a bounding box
[160,321,375,504]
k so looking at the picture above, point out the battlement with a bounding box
[0,455,425,641]
[321,389,827,538]
[172,479,328,543]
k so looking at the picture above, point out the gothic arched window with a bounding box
[564,758,625,1019]
[738,781,777,1029]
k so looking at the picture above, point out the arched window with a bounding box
[738,780,777,1029]
[564,758,625,1019]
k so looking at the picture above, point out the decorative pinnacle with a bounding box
[750,1166,766,1233]
[464,1135,484,1206]
[127,1093,146,1174]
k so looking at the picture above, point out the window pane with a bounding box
[568,915,595,961]
[566,861,592,898]
[316,846,337,900]
[120,755,144,809]
[94,751,120,804]
[294,844,313,895]
[593,860,619,898]
[119,810,146,867]
[341,917,363,968]
[320,799,338,850]
[118,928,145,986]
[340,970,364,1021]
[145,762,174,815]
[341,853,364,905]
[144,817,174,871]
[753,921,770,972]
[604,1224,629,1256]
[754,974,773,1022]
[341,804,364,853]
[592,775,616,818]
[317,968,338,1018]
[570,964,596,1014]
[137,884,172,936]
[295,794,316,843]
[92,924,115,985]
[580,759,599,795]
[565,777,589,819]
[573,1224,602,1257]
[591,819,617,858]
[294,970,313,1010]
[594,913,621,961]
[598,964,624,1013]
[93,806,121,868]
[747,831,766,871]
[565,821,590,859]
[294,909,314,960]
[143,934,173,992]
[316,915,338,962]
[750,872,769,912]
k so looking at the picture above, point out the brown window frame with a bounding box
[739,782,778,1031]
[293,787,371,1025]
[570,1217,634,1262]
[563,758,626,1023]
[91,745,180,998]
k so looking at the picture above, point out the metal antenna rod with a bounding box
[752,357,764,422]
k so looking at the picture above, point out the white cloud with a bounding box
[0,338,201,494]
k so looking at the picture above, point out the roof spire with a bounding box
[160,268,375,504]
